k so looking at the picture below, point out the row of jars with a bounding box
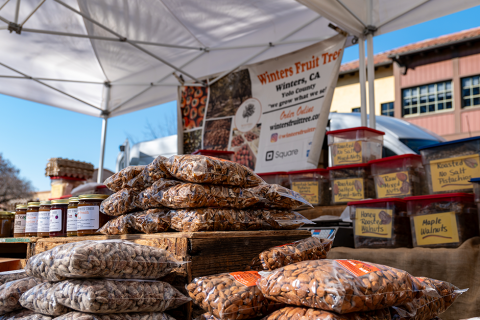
[11,194,110,238]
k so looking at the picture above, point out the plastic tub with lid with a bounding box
[288,169,330,206]
[419,136,480,194]
[370,154,427,199]
[192,150,234,161]
[328,163,374,205]
[348,198,412,248]
[405,193,478,248]
[327,126,385,167]
[257,172,289,188]
[470,177,480,203]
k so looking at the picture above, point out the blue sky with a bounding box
[1,5,480,191]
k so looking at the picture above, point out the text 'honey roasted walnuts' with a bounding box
[257,259,426,314]
[25,240,182,281]
[104,166,145,192]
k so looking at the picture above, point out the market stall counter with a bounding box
[328,236,480,320]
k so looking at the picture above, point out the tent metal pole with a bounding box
[366,0,376,129]
[97,84,111,183]
[20,0,45,26]
[14,0,19,23]
[0,0,10,12]
[358,37,367,127]
[0,15,8,24]
[0,74,104,84]
[209,37,328,51]
[336,0,367,28]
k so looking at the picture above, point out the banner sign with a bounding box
[180,35,345,172]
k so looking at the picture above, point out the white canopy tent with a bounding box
[0,0,478,181]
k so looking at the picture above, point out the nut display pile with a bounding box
[55,312,176,320]
[96,209,171,235]
[0,278,42,313]
[104,166,146,193]
[127,156,172,191]
[19,282,70,316]
[262,306,392,320]
[0,271,28,286]
[101,189,139,216]
[249,184,311,210]
[0,309,53,320]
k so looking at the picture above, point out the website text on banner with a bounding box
[179,34,346,172]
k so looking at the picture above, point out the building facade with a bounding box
[331,27,480,140]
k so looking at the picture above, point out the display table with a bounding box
[329,237,480,320]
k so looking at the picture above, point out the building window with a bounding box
[381,102,394,117]
[402,81,453,116]
[462,75,480,108]
[352,107,361,113]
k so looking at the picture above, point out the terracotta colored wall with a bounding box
[459,53,480,77]
[400,60,453,88]
[461,109,480,133]
[404,113,456,136]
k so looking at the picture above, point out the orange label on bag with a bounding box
[229,271,261,286]
[336,260,380,277]
[275,242,295,248]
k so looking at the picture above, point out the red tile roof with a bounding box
[340,26,480,73]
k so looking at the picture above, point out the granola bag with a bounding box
[164,155,264,187]
[96,215,134,235]
[54,312,176,320]
[131,209,171,234]
[19,282,70,316]
[0,271,28,286]
[249,184,312,209]
[0,310,52,320]
[100,189,139,216]
[249,237,332,271]
[187,272,281,320]
[0,278,42,314]
[104,166,146,192]
[258,259,427,314]
[262,307,392,320]
[128,156,172,191]
[54,279,190,313]
[137,180,259,209]
[25,240,183,281]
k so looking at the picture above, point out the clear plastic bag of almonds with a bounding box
[0,277,43,314]
[249,184,312,210]
[187,271,282,320]
[131,209,171,234]
[25,240,184,282]
[262,307,392,320]
[128,156,172,191]
[54,312,176,320]
[0,270,28,286]
[96,215,135,235]
[164,155,265,187]
[0,310,53,320]
[54,279,190,313]
[104,166,146,192]
[257,259,429,314]
[248,237,333,271]
[19,282,71,316]
[100,189,139,216]
[137,179,259,209]
[391,277,466,320]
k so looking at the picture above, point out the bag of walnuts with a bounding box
[249,184,312,210]
[54,279,190,314]
[269,211,313,230]
[257,259,427,314]
[128,156,173,191]
[164,155,264,188]
[262,306,392,320]
[96,215,135,235]
[131,209,171,234]
[54,312,176,320]
[135,179,182,209]
[19,282,71,316]
[137,180,259,209]
[0,271,28,286]
[0,277,43,314]
[100,189,140,216]
[248,237,332,271]
[187,271,281,320]
[0,309,53,320]
[25,240,183,282]
[104,166,146,192]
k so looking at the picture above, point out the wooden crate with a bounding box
[33,230,311,320]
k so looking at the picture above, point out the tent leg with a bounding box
[97,116,108,183]
[358,37,367,127]
[367,33,376,129]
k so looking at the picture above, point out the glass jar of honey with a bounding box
[37,201,51,237]
[14,204,27,237]
[25,202,40,237]
[0,212,14,238]
[77,194,110,236]
[67,197,79,237]
[50,199,69,237]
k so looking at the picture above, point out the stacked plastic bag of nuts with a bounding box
[0,240,190,320]
[186,237,466,320]
[97,154,314,235]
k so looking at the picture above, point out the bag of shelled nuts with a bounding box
[249,184,312,209]
[0,309,53,320]
[19,282,71,316]
[0,270,28,286]
[0,277,43,314]
[54,279,190,313]
[54,312,176,320]
[104,166,145,192]
[187,271,282,320]
[25,240,183,281]
[262,307,392,320]
[96,209,172,235]
[128,156,173,191]
[164,155,264,187]
[100,189,140,216]
[257,259,427,314]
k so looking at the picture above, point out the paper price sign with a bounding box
[291,181,318,204]
[332,141,363,166]
[355,208,392,239]
[413,212,459,246]
[429,154,480,192]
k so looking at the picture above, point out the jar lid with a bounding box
[327,163,369,170]
[326,126,385,136]
[368,154,422,164]
[79,194,109,200]
[404,193,474,201]
[69,197,79,203]
[0,211,13,216]
[27,202,40,207]
[51,199,70,205]
[40,200,51,206]
[16,204,28,209]
[347,198,406,206]
[289,168,329,175]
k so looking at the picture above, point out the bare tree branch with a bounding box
[0,154,34,206]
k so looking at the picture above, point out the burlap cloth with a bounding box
[328,237,480,320]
